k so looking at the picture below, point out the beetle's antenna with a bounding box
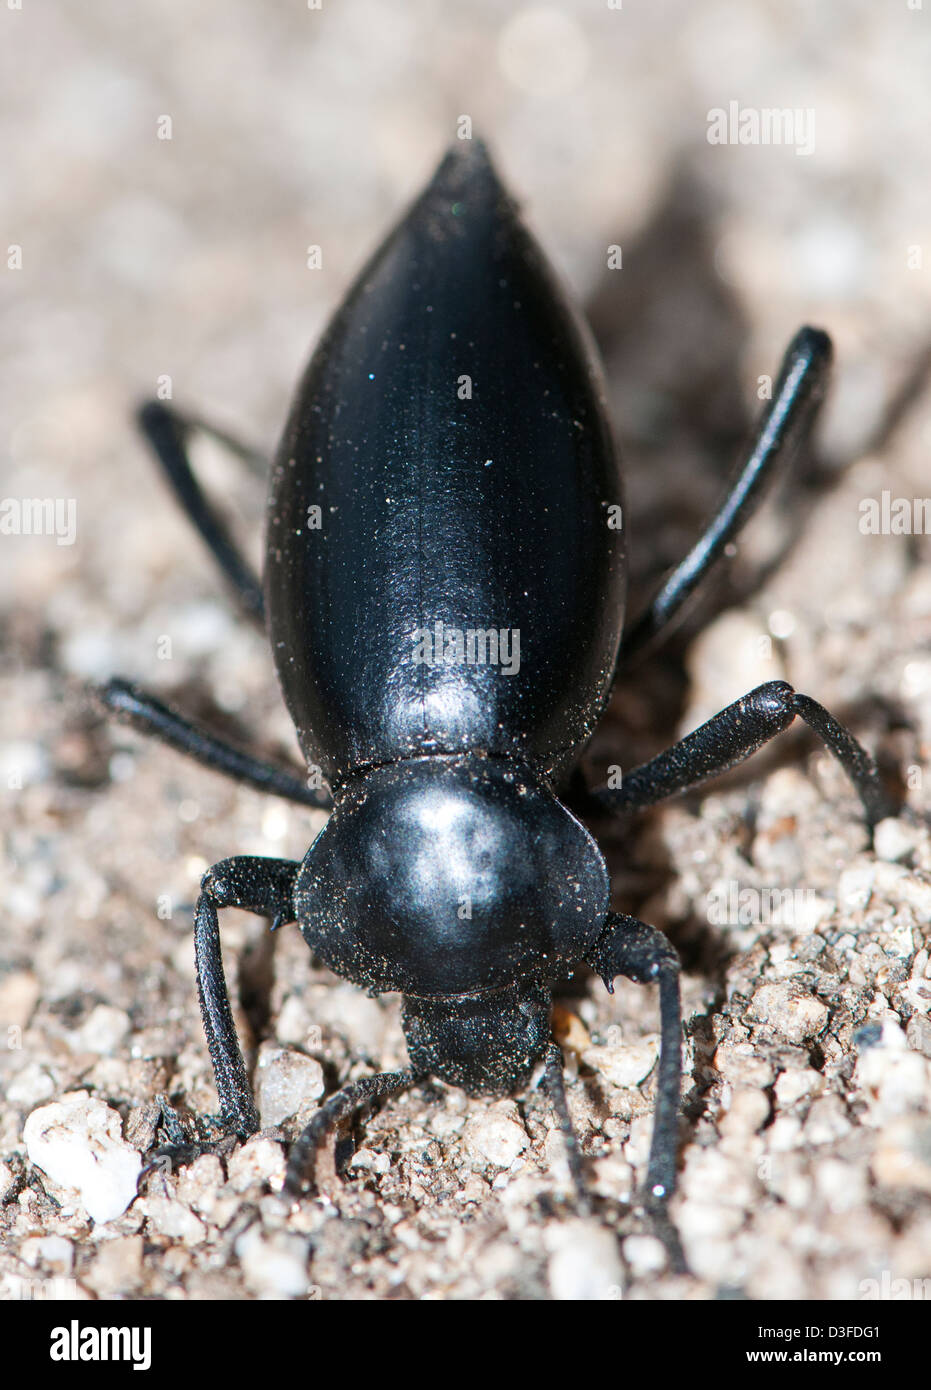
[284,1068,418,1199]
[542,1043,591,1215]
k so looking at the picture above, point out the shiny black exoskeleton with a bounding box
[101,140,893,1223]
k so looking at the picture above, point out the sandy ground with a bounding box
[2,1,931,1300]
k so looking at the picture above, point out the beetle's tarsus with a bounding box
[640,1193,690,1277]
[136,1098,240,1190]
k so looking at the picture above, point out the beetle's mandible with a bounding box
[99,140,894,1256]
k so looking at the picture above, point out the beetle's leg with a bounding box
[585,914,682,1203]
[619,327,832,665]
[96,677,331,809]
[284,1068,418,1198]
[592,680,894,830]
[584,912,686,1272]
[194,856,301,1136]
[542,1041,590,1213]
[137,400,266,625]
[140,400,268,475]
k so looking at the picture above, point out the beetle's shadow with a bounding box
[586,162,754,626]
[578,164,757,934]
[580,166,764,829]
[565,165,915,1141]
[563,166,837,1105]
[576,162,910,900]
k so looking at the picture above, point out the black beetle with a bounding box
[99,140,893,1243]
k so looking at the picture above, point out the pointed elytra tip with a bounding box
[425,135,505,205]
[446,134,492,162]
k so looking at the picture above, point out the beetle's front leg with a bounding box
[585,913,683,1208]
[194,856,300,1136]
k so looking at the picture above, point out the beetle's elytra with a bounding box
[100,140,893,1257]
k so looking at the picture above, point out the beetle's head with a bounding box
[294,756,608,1090]
[399,982,552,1093]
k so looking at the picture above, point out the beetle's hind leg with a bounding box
[284,1069,418,1199]
[96,677,331,808]
[619,327,832,666]
[584,912,687,1273]
[136,400,267,625]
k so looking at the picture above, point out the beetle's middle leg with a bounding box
[591,680,894,829]
[96,677,330,808]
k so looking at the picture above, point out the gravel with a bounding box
[2,0,930,1301]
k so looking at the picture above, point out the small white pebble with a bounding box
[582,1037,658,1089]
[68,1004,131,1055]
[138,1195,206,1245]
[256,1045,325,1127]
[803,1097,852,1146]
[463,1103,528,1168]
[622,1234,667,1277]
[7,1063,56,1108]
[837,862,875,911]
[349,1147,391,1175]
[871,1118,931,1193]
[546,1219,624,1300]
[227,1137,286,1192]
[0,970,40,1029]
[236,1226,310,1298]
[719,1086,770,1136]
[774,1068,824,1108]
[23,1091,141,1224]
[21,1235,74,1272]
[84,1236,144,1296]
[747,983,829,1044]
[874,817,922,863]
[0,1163,15,1202]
